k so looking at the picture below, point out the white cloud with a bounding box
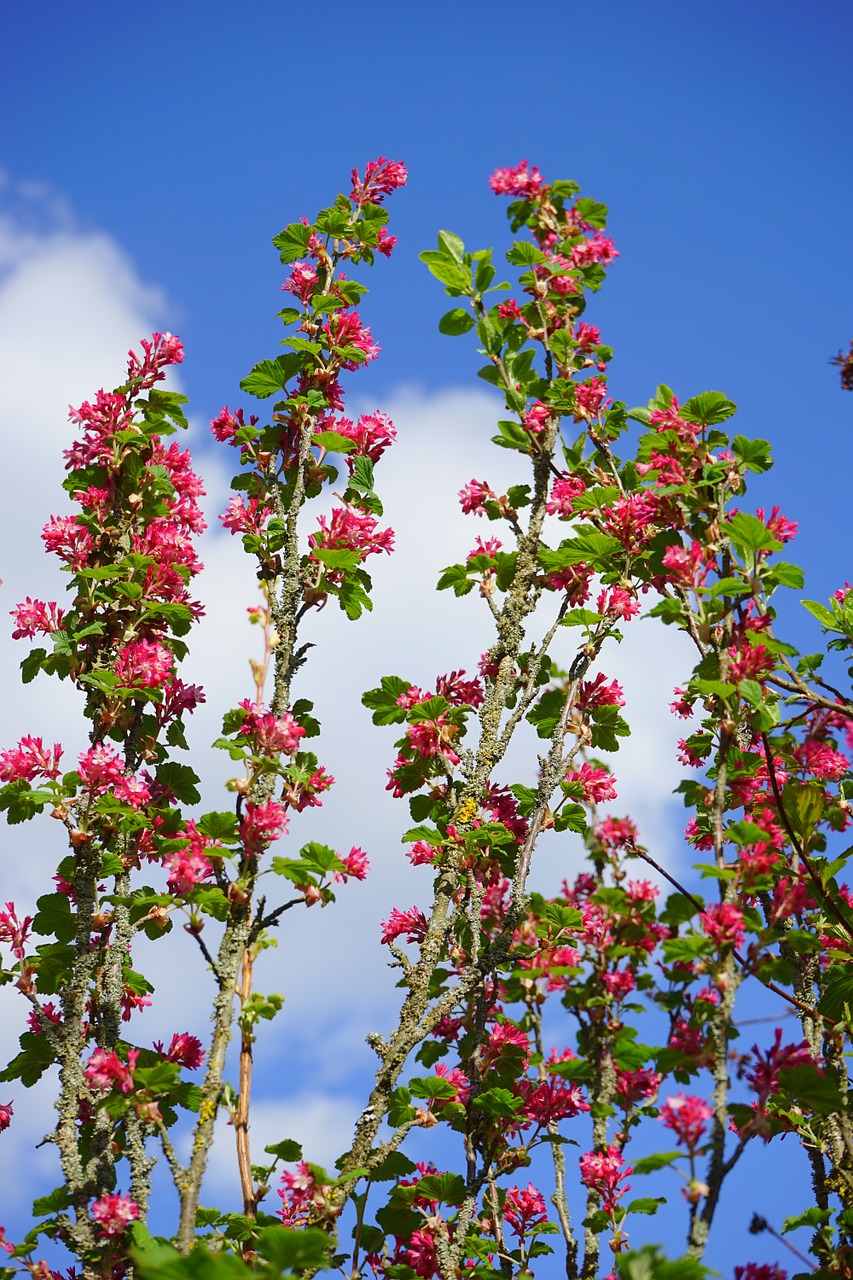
[0,186,694,1224]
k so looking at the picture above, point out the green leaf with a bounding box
[732,435,772,473]
[802,599,842,632]
[631,1152,681,1175]
[362,676,411,725]
[273,222,312,263]
[560,608,604,627]
[32,892,75,942]
[574,197,609,227]
[781,1206,833,1234]
[782,781,826,841]
[408,1076,458,1100]
[263,1139,304,1162]
[506,240,548,266]
[472,1086,523,1118]
[256,1225,330,1273]
[240,354,305,399]
[436,563,476,596]
[156,763,201,805]
[415,1173,467,1206]
[820,966,853,1023]
[0,1031,55,1086]
[617,1245,713,1280]
[312,431,357,455]
[625,1197,665,1216]
[723,512,782,555]
[680,391,737,426]
[438,307,475,335]
[419,246,470,292]
[776,1063,845,1113]
[32,1185,72,1217]
[197,811,240,843]
[437,230,465,260]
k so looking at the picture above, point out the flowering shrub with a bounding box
[1,156,852,1280]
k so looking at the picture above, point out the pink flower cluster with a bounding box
[84,1047,138,1095]
[90,1191,140,1237]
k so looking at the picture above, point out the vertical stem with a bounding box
[235,946,257,1218]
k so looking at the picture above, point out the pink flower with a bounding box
[165,825,213,896]
[745,1028,815,1103]
[467,536,502,563]
[579,1145,632,1211]
[154,1032,204,1070]
[0,1101,12,1132]
[596,585,640,620]
[10,597,65,640]
[84,1048,138,1095]
[0,903,33,960]
[498,299,523,320]
[220,494,272,536]
[278,1161,332,1226]
[113,774,152,810]
[593,815,637,848]
[660,1093,713,1150]
[240,799,289,851]
[401,1228,438,1279]
[333,847,370,882]
[435,670,484,708]
[77,743,124,793]
[350,157,407,204]
[0,736,63,783]
[734,1266,787,1280]
[794,740,850,781]
[90,1192,140,1237]
[523,400,551,435]
[546,473,586,517]
[626,880,660,902]
[602,969,636,1001]
[380,906,428,946]
[282,260,318,302]
[41,514,92,568]
[565,762,618,804]
[407,716,461,766]
[309,505,394,564]
[601,492,661,554]
[756,505,797,544]
[489,160,544,200]
[615,1068,661,1108]
[114,640,174,690]
[458,478,496,515]
[503,1183,548,1239]
[574,322,602,349]
[482,1022,530,1070]
[670,687,695,719]
[323,310,380,368]
[573,376,610,419]
[333,411,396,463]
[210,405,258,444]
[237,700,306,755]
[699,902,746,950]
[570,233,619,267]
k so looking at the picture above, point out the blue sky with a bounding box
[1,1,852,1273]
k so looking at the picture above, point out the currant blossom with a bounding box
[0,736,63,783]
[90,1192,140,1237]
[10,597,64,640]
[380,906,428,946]
[154,1032,204,1069]
[660,1093,713,1151]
